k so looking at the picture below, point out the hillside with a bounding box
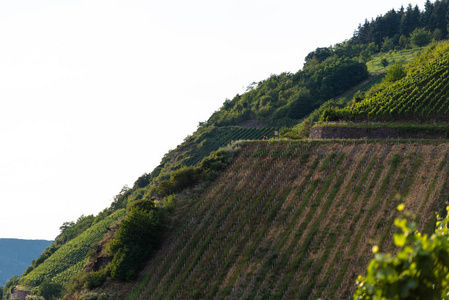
[6,2,449,299]
[320,42,449,123]
[124,141,448,299]
[0,239,52,286]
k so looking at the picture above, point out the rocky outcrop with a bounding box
[10,287,30,300]
[309,126,447,139]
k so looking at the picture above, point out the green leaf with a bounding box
[394,233,406,247]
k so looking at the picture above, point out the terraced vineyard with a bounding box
[152,126,275,181]
[321,45,449,122]
[21,209,125,288]
[126,141,449,299]
[174,126,275,167]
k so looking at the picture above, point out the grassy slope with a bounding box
[366,46,424,73]
[290,45,433,138]
[21,209,125,289]
[149,126,275,182]
[319,42,449,123]
[127,140,449,300]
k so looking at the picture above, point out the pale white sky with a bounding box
[0,0,418,240]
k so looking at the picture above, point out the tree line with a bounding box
[353,0,449,49]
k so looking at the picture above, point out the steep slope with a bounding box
[0,239,52,286]
[126,140,449,300]
[20,210,124,289]
[149,126,275,183]
[320,42,449,122]
[7,8,449,300]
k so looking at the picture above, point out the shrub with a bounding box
[109,199,162,281]
[161,195,176,212]
[354,205,449,299]
[384,63,407,83]
[34,280,62,300]
[410,28,432,47]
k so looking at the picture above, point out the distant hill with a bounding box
[0,239,52,286]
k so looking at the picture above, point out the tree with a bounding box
[109,199,162,281]
[360,49,371,63]
[381,37,395,52]
[36,280,62,300]
[400,4,420,36]
[399,35,408,48]
[410,28,432,47]
[381,58,389,68]
[133,173,151,189]
[367,42,378,54]
[354,204,449,299]
[433,28,443,41]
[384,63,407,83]
[304,47,332,63]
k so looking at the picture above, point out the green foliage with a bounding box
[353,3,446,48]
[399,35,409,49]
[25,296,44,300]
[126,141,449,299]
[21,210,125,289]
[155,145,239,197]
[29,215,97,275]
[320,41,449,122]
[2,276,20,300]
[207,56,368,127]
[67,268,108,294]
[109,199,162,281]
[149,126,273,186]
[58,215,95,244]
[354,206,449,299]
[381,37,395,52]
[410,28,432,47]
[33,279,62,300]
[293,73,384,137]
[160,195,176,212]
[383,63,407,83]
[79,291,109,300]
[366,47,422,73]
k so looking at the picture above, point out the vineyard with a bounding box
[21,209,125,289]
[320,44,449,122]
[182,127,275,167]
[153,126,274,180]
[125,140,449,299]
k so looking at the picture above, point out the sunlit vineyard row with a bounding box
[127,140,449,300]
[22,209,125,288]
[182,126,275,167]
[321,48,449,122]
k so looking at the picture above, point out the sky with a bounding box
[0,0,423,240]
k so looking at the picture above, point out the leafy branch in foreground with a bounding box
[354,204,449,299]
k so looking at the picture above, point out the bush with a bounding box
[34,280,62,300]
[384,63,407,83]
[410,28,432,47]
[161,195,176,212]
[109,199,162,281]
[354,205,449,299]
